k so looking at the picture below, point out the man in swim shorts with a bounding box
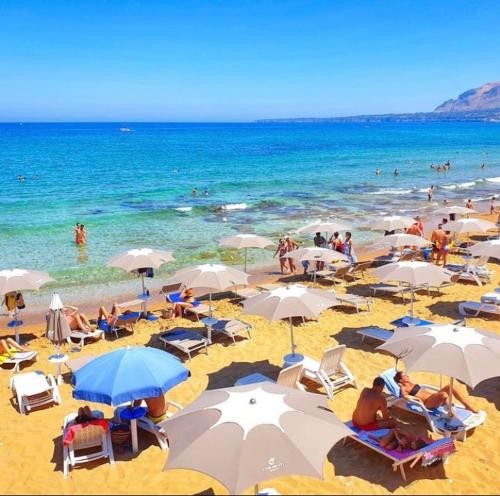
[352,377,398,430]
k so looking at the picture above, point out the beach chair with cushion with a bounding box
[328,289,373,313]
[167,292,213,321]
[300,345,357,399]
[158,328,209,360]
[10,370,61,414]
[0,350,38,373]
[101,312,140,340]
[208,318,253,344]
[62,411,114,477]
[357,326,394,345]
[380,368,486,442]
[344,422,456,481]
[459,299,500,318]
[114,399,183,450]
[235,363,306,390]
[67,328,104,348]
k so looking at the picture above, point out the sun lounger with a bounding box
[390,316,434,327]
[0,350,38,372]
[459,301,500,318]
[344,261,373,282]
[425,273,460,294]
[167,292,214,321]
[446,256,493,286]
[380,368,486,442]
[300,345,357,399]
[357,326,394,344]
[370,283,428,301]
[208,318,253,344]
[114,399,183,450]
[101,311,140,339]
[328,290,373,313]
[235,363,305,390]
[158,329,209,360]
[62,410,114,477]
[231,287,262,299]
[256,283,282,291]
[67,328,104,347]
[344,421,456,481]
[10,370,61,414]
[65,354,95,375]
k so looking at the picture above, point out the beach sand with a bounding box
[1,214,499,495]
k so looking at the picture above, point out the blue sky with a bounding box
[1,0,499,121]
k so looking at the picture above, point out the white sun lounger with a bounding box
[328,290,373,313]
[184,303,213,321]
[62,411,115,477]
[208,318,253,344]
[1,350,38,373]
[300,345,357,400]
[231,287,262,299]
[67,328,104,347]
[357,326,394,344]
[235,364,306,390]
[114,399,183,450]
[158,329,209,360]
[10,370,61,414]
[458,301,500,318]
[344,421,456,481]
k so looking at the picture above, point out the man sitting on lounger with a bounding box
[352,377,398,430]
[173,288,195,318]
[394,371,478,413]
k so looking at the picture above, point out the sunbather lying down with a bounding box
[0,338,28,359]
[368,427,433,452]
[63,306,95,333]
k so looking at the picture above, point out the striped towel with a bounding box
[422,438,456,466]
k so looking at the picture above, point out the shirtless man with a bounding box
[465,198,474,210]
[284,236,299,274]
[394,371,479,413]
[435,230,451,266]
[352,377,397,431]
[430,224,445,263]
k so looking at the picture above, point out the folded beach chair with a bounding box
[0,350,38,373]
[208,318,253,344]
[357,326,394,344]
[328,289,373,313]
[300,345,357,399]
[158,328,209,360]
[344,421,456,481]
[67,328,104,347]
[380,368,487,442]
[10,370,61,414]
[235,363,305,390]
[62,410,115,477]
[114,399,183,450]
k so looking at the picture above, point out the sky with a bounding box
[1,0,499,121]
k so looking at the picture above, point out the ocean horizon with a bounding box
[1,121,499,308]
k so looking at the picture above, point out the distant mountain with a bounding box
[435,81,500,112]
[257,81,500,123]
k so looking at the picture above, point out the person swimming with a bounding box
[393,168,400,176]
[375,168,381,175]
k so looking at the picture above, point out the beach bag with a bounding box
[146,267,154,278]
[110,423,130,445]
[16,293,26,310]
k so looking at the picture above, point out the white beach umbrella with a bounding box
[370,216,415,232]
[296,219,350,235]
[468,239,500,260]
[107,248,174,314]
[161,382,352,495]
[373,261,452,316]
[434,205,477,215]
[377,324,500,414]
[372,233,431,249]
[446,218,496,234]
[173,264,250,316]
[0,269,54,343]
[219,234,273,272]
[242,284,339,357]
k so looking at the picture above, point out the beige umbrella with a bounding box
[446,218,497,247]
[242,284,339,358]
[219,234,273,272]
[296,219,350,235]
[0,268,54,343]
[373,261,452,316]
[161,382,352,494]
[372,233,431,249]
[434,205,477,215]
[377,324,500,414]
[370,215,414,232]
[173,264,250,317]
[468,239,500,260]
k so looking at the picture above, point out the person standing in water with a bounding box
[343,232,357,264]
[394,168,400,176]
[74,223,81,244]
[273,238,289,274]
[427,185,434,202]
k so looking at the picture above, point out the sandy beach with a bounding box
[1,213,499,495]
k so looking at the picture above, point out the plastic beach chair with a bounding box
[10,370,61,414]
[235,363,305,390]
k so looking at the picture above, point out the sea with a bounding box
[1,121,499,309]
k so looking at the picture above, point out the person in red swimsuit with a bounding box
[352,377,398,431]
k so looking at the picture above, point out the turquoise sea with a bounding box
[1,122,499,308]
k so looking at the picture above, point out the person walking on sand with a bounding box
[343,231,357,264]
[285,235,299,274]
[273,238,289,274]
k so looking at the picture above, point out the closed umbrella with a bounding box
[73,345,190,453]
[0,268,54,343]
[377,324,500,414]
[242,284,339,360]
[373,261,451,316]
[160,382,352,494]
[371,216,414,232]
[219,234,273,272]
[468,239,500,260]
[173,264,249,317]
[107,248,175,317]
[283,247,349,282]
[45,293,71,351]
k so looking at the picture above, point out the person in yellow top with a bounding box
[2,291,24,318]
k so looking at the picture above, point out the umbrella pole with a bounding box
[448,376,455,417]
[13,307,21,344]
[209,292,213,318]
[141,273,148,318]
[244,247,248,273]
[254,484,259,495]
[410,285,415,317]
[289,317,296,356]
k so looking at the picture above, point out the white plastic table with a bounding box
[48,353,69,385]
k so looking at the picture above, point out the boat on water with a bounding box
[119,127,132,132]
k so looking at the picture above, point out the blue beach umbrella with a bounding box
[72,346,190,405]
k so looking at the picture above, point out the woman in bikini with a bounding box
[394,371,478,413]
[97,303,120,331]
[273,238,289,274]
[63,306,94,333]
